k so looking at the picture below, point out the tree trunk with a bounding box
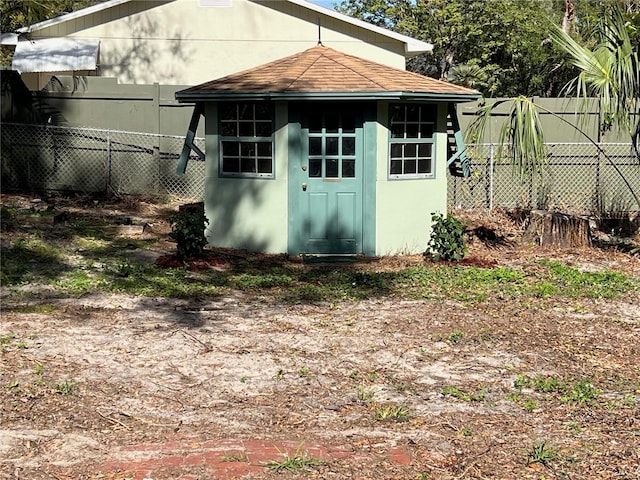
[523,210,591,248]
[562,0,575,34]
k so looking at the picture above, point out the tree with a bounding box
[335,0,576,97]
[468,4,640,207]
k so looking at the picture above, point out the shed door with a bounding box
[289,106,364,255]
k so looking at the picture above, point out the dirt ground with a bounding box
[1,195,639,480]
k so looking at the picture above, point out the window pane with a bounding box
[418,143,431,157]
[390,159,402,175]
[223,157,240,173]
[422,104,437,121]
[406,124,419,138]
[326,113,339,133]
[391,124,405,138]
[255,103,271,120]
[239,122,253,137]
[309,114,322,133]
[221,121,237,136]
[342,114,355,133]
[309,158,322,177]
[342,137,355,155]
[241,158,256,173]
[309,137,322,155]
[418,159,431,174]
[258,158,273,173]
[406,105,419,122]
[390,143,403,158]
[405,159,417,174]
[257,142,272,156]
[222,141,239,156]
[255,121,272,137]
[420,123,434,138]
[326,136,338,155]
[342,159,355,177]
[390,105,404,123]
[326,158,338,177]
[241,142,256,156]
[220,104,236,121]
[405,143,417,157]
[238,103,253,120]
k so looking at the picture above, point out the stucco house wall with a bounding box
[18,0,418,89]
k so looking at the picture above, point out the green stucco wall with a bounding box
[203,102,289,253]
[374,102,448,256]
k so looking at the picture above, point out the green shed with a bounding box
[176,45,480,257]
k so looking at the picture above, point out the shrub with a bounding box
[170,204,209,258]
[427,212,467,261]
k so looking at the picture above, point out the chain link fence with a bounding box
[1,123,205,199]
[448,142,640,215]
[2,124,638,214]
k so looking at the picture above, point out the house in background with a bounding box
[176,45,480,256]
[5,0,432,90]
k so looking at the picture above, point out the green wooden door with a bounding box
[289,105,364,255]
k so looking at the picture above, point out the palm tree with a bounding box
[467,4,640,206]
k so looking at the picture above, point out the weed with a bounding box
[263,447,322,471]
[275,369,285,380]
[1,333,16,346]
[349,370,358,380]
[526,440,557,467]
[524,398,537,412]
[448,330,464,344]
[298,365,309,377]
[356,384,375,404]
[373,403,410,422]
[514,374,561,393]
[240,376,247,383]
[561,379,601,405]
[34,364,44,375]
[442,386,486,402]
[53,380,76,396]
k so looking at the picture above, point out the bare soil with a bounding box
[1,195,639,480]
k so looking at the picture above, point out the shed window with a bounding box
[220,103,273,178]
[388,104,436,179]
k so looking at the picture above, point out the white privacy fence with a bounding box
[1,124,638,213]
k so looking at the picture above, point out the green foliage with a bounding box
[53,380,76,396]
[442,385,487,402]
[427,212,467,262]
[526,440,557,467]
[263,447,323,471]
[169,207,209,258]
[373,403,410,422]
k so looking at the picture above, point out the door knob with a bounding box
[301,182,308,191]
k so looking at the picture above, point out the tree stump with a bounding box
[523,210,591,248]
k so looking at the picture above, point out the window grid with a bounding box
[389,104,436,179]
[308,113,356,179]
[220,103,274,178]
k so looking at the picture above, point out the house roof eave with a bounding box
[276,0,433,56]
[175,91,482,103]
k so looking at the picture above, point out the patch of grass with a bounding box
[53,380,76,396]
[561,379,601,405]
[526,440,557,467]
[537,259,636,299]
[442,385,487,402]
[448,330,464,344]
[7,304,58,314]
[0,237,66,285]
[373,403,410,422]
[514,374,601,405]
[263,447,323,472]
[356,384,375,404]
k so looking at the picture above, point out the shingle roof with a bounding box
[176,45,480,102]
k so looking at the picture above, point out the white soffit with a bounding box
[12,37,100,73]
